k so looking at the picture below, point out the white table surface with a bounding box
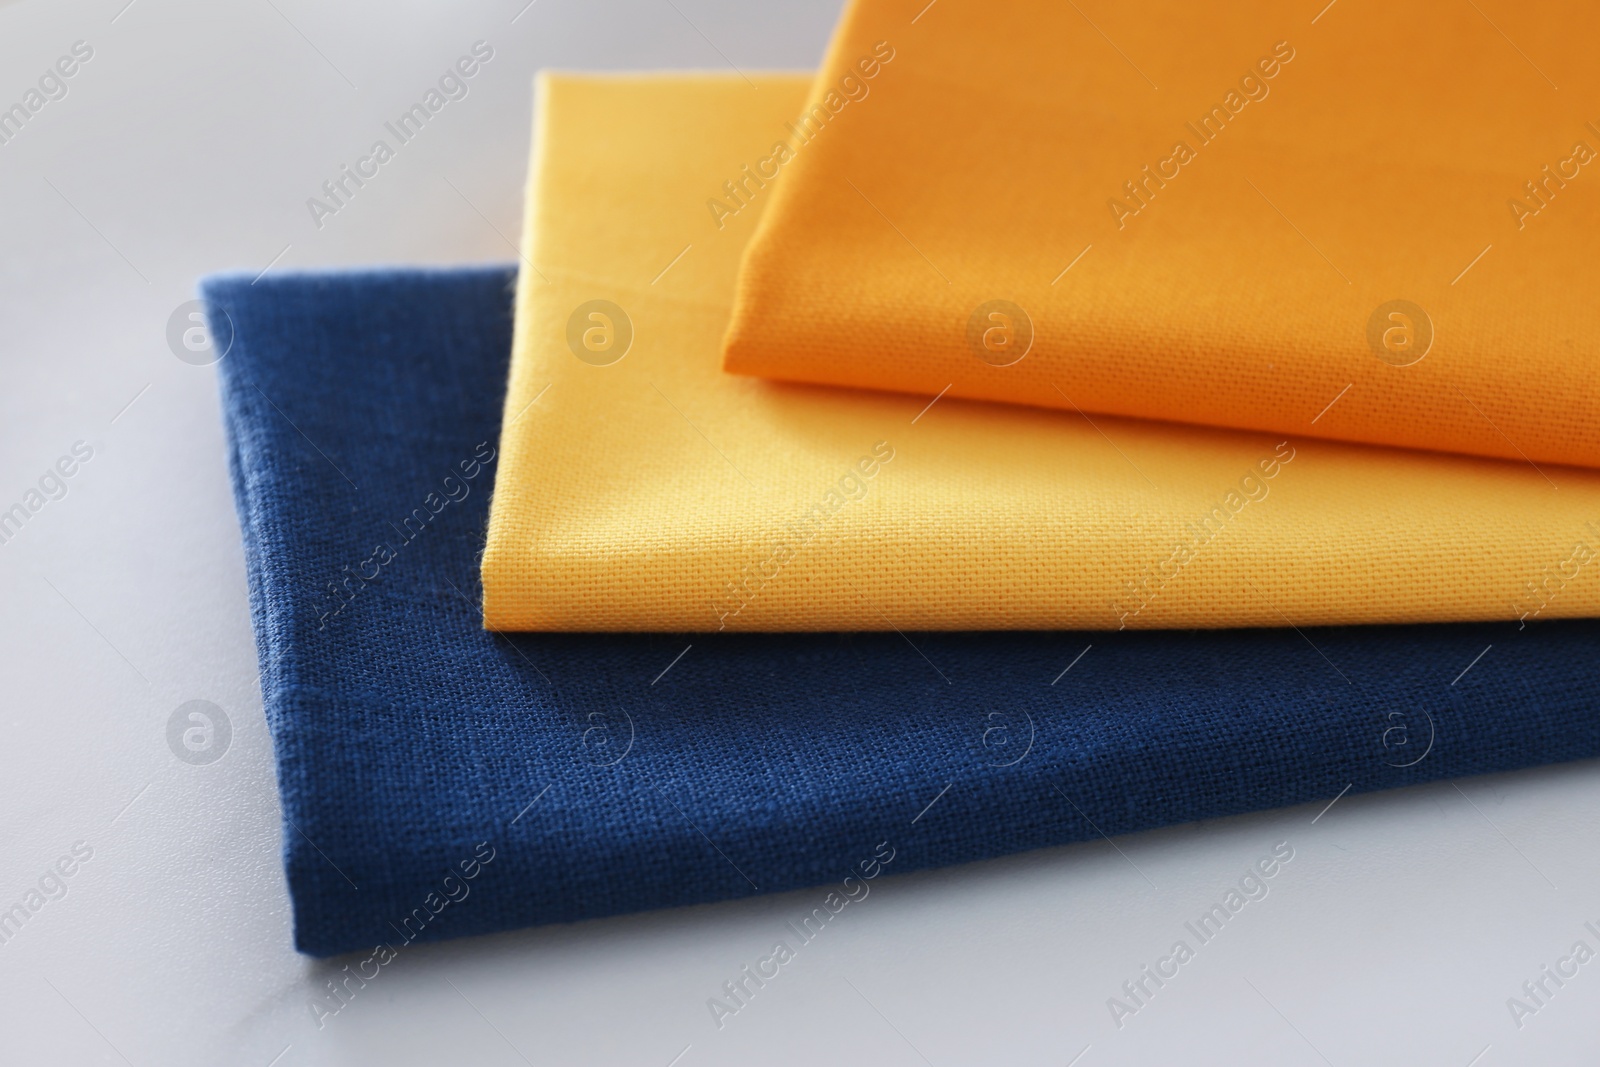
[2,1,1597,1063]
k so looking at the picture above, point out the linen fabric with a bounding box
[207,264,1600,959]
[722,0,1600,470]
[482,74,1600,633]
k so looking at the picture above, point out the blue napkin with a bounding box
[205,265,1600,958]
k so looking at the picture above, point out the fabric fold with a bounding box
[206,264,1600,958]
[722,0,1600,470]
[481,73,1600,632]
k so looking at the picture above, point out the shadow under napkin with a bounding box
[206,265,1600,957]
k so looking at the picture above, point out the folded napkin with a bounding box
[723,0,1600,469]
[207,264,1600,958]
[481,73,1600,632]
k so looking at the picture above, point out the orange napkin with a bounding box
[724,0,1600,470]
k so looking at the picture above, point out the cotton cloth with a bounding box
[208,264,1600,959]
[722,0,1600,469]
[482,73,1600,633]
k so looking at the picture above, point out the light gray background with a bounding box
[1,0,1597,1063]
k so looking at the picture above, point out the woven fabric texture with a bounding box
[722,0,1600,469]
[481,74,1600,632]
[207,264,1600,959]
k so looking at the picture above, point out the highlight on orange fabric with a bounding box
[722,0,1600,470]
[480,73,1600,633]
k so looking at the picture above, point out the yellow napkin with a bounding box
[481,73,1600,632]
[723,0,1600,470]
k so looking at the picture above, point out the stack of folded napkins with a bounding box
[205,0,1600,957]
